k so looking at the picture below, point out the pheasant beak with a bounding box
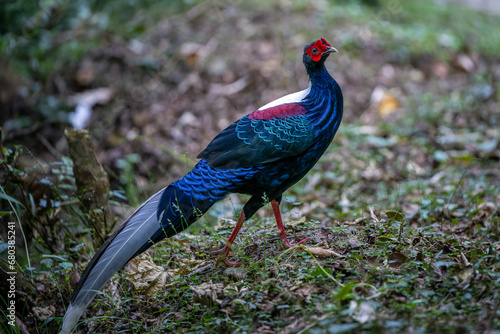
[325,46,338,54]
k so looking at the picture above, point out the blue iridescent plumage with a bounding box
[61,38,343,334]
[144,39,344,249]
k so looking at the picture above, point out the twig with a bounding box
[255,256,267,264]
[346,217,367,225]
[460,252,471,267]
[36,133,62,159]
[225,308,241,329]
[276,245,344,287]
[369,206,379,224]
[187,264,212,277]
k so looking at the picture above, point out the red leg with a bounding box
[271,200,310,249]
[213,210,246,266]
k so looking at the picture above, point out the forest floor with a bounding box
[1,0,499,333]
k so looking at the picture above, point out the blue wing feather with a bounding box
[198,115,313,169]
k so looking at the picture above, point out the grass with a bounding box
[324,0,500,59]
[1,0,499,332]
[64,203,497,333]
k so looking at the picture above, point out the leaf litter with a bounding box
[2,0,500,333]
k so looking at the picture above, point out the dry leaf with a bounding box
[348,237,362,249]
[453,54,475,73]
[286,216,307,228]
[224,267,247,280]
[366,256,378,267]
[305,247,343,257]
[384,210,406,222]
[377,92,399,116]
[389,252,408,268]
[146,272,169,297]
[371,86,399,117]
[209,76,249,96]
[190,282,224,305]
[292,285,319,302]
[32,305,55,322]
[457,267,474,281]
[349,300,376,323]
[70,264,81,288]
[432,62,448,77]
[124,253,168,297]
[67,87,114,106]
[459,252,471,267]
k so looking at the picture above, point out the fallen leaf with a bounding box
[348,237,362,249]
[103,277,121,305]
[305,247,343,257]
[349,301,376,324]
[378,92,399,116]
[67,87,114,106]
[190,282,224,305]
[146,271,169,297]
[371,86,399,117]
[70,264,81,288]
[389,252,408,268]
[391,292,407,302]
[286,216,307,228]
[124,253,168,297]
[457,267,474,281]
[366,256,378,267]
[223,284,240,297]
[209,76,249,96]
[452,54,474,73]
[224,267,247,280]
[384,210,406,222]
[256,324,276,334]
[459,252,471,267]
[291,285,318,302]
[345,217,367,225]
[432,62,448,77]
[32,305,55,322]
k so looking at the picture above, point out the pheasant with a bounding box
[60,37,343,333]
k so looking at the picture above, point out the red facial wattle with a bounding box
[306,38,331,62]
[320,38,331,47]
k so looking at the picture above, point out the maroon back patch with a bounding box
[248,103,307,120]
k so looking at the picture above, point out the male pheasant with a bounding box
[60,37,343,333]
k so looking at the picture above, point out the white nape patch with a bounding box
[258,83,311,110]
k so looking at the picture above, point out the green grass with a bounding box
[323,0,500,59]
[1,0,499,332]
[62,205,497,333]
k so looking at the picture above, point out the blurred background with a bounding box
[0,0,499,332]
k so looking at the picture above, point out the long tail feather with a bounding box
[60,184,215,334]
[60,158,258,333]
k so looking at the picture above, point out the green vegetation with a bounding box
[1,0,499,333]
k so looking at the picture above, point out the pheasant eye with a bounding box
[311,48,319,55]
